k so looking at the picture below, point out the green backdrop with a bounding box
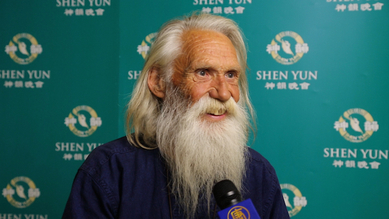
[1,0,388,218]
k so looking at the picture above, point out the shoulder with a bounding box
[244,147,280,200]
[245,147,288,218]
[79,136,161,177]
[246,147,277,177]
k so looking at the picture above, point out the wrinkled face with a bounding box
[172,29,241,122]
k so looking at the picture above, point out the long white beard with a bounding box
[156,88,249,218]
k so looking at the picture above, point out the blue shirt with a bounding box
[62,137,289,219]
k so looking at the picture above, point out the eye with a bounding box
[226,72,236,78]
[197,69,207,77]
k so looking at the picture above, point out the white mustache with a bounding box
[192,96,238,118]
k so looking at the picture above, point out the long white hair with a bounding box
[125,13,255,149]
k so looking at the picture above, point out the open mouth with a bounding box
[206,108,226,116]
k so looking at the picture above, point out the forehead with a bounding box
[180,29,239,68]
[181,29,231,45]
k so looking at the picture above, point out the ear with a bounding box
[147,67,165,99]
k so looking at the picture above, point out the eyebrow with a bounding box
[189,63,241,72]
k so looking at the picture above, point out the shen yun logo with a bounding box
[334,108,379,143]
[2,176,40,208]
[281,184,307,217]
[266,31,309,65]
[5,33,43,65]
[137,32,157,59]
[64,105,102,137]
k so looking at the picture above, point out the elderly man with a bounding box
[63,13,289,219]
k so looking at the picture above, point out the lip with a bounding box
[204,113,227,121]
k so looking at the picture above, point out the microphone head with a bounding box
[212,179,242,210]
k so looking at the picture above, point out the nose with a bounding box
[208,75,231,102]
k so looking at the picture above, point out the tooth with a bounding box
[206,108,226,115]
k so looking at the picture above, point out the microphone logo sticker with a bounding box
[64,105,102,137]
[2,176,41,208]
[266,31,309,65]
[281,183,307,217]
[5,33,43,65]
[334,108,379,143]
[227,206,250,219]
[137,32,157,59]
